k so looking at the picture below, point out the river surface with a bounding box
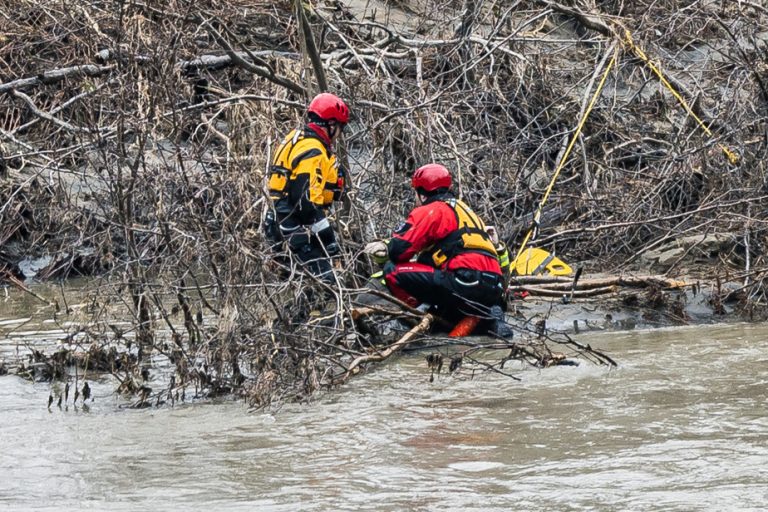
[1,283,768,511]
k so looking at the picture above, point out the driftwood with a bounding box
[0,64,116,93]
[511,285,618,298]
[1,270,52,306]
[349,299,618,372]
[351,297,454,330]
[332,313,433,385]
[509,274,689,298]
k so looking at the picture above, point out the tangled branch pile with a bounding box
[1,0,766,406]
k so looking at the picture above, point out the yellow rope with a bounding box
[621,28,739,165]
[514,26,738,264]
[514,47,618,263]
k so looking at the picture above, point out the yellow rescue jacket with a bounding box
[267,128,341,207]
[430,198,498,267]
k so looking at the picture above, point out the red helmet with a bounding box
[308,93,350,124]
[411,163,452,193]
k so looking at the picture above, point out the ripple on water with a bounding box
[3,306,768,511]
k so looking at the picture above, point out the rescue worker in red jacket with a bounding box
[365,163,512,337]
[264,93,349,283]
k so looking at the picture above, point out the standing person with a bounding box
[364,163,512,337]
[264,93,350,284]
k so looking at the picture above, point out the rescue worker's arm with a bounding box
[486,225,511,279]
[387,203,456,263]
[363,240,389,265]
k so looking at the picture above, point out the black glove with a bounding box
[286,230,312,255]
[263,209,282,246]
[325,241,340,256]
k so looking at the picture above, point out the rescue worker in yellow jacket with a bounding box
[264,93,350,283]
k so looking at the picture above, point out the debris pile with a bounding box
[2,0,767,407]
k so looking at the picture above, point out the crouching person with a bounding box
[364,163,512,338]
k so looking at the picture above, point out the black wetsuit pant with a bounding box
[263,208,334,284]
[383,262,505,320]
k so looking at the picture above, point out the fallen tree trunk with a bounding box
[511,275,688,290]
[510,284,618,298]
[0,64,116,93]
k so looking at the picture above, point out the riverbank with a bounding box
[511,274,753,335]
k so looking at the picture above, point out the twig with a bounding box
[0,64,115,93]
[202,21,307,96]
[295,0,328,92]
[11,90,106,134]
[332,314,433,384]
[1,271,52,306]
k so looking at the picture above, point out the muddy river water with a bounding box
[1,283,767,511]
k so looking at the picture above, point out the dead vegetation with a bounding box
[1,0,768,407]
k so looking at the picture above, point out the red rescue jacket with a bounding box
[388,194,502,274]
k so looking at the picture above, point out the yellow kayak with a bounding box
[512,247,573,276]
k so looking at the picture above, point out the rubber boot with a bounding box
[488,305,514,339]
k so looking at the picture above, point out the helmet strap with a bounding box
[415,187,450,198]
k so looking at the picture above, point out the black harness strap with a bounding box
[434,199,496,262]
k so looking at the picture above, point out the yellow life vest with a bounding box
[267,129,340,206]
[430,199,498,267]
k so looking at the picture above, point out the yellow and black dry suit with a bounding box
[268,128,343,220]
[264,127,343,281]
